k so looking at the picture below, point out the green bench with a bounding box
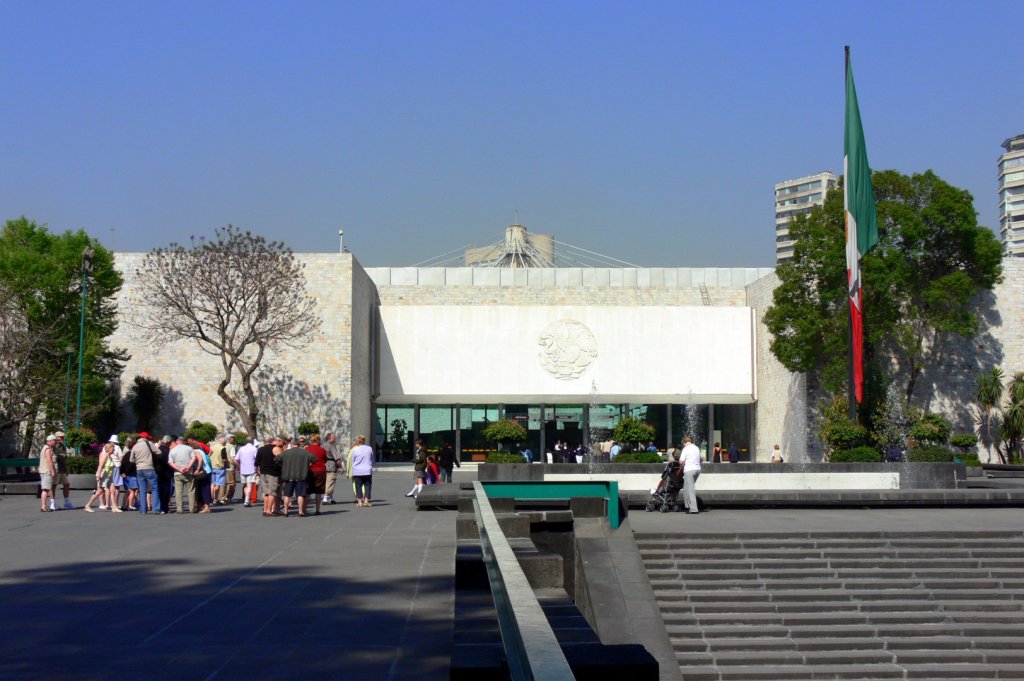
[0,458,39,470]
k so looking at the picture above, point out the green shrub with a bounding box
[612,416,656,445]
[232,431,249,444]
[481,420,527,449]
[949,433,979,452]
[910,413,952,444]
[184,420,218,443]
[64,427,97,449]
[613,452,663,464]
[484,452,528,464]
[297,422,320,436]
[831,447,882,463]
[118,431,138,446]
[67,455,100,474]
[906,444,958,462]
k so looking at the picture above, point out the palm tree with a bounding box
[1001,373,1024,464]
[976,368,1004,464]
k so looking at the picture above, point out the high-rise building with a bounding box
[999,134,1024,257]
[774,171,837,263]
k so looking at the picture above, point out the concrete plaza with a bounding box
[0,472,456,681]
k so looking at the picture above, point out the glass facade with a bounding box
[374,401,754,461]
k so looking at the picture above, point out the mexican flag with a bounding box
[844,49,879,405]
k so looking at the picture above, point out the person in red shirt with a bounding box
[306,434,328,515]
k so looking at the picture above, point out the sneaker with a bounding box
[323,496,332,503]
[48,499,56,511]
[63,499,75,510]
[99,505,107,510]
[243,502,252,507]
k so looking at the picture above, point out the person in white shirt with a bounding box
[680,436,702,515]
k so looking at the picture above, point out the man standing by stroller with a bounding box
[681,436,701,515]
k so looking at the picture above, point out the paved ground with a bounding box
[629,505,1024,533]
[0,472,458,681]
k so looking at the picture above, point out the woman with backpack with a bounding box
[191,446,213,513]
[84,442,115,512]
[120,437,139,511]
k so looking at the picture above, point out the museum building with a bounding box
[111,228,799,461]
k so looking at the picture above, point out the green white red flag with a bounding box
[844,49,879,404]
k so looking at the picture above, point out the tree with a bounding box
[612,416,656,447]
[481,419,527,451]
[0,286,62,437]
[132,227,320,439]
[184,420,218,444]
[297,422,320,436]
[999,373,1024,464]
[765,171,1003,414]
[126,375,164,433]
[0,217,126,451]
[975,367,1004,463]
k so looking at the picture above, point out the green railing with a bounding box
[472,481,576,681]
[481,480,622,529]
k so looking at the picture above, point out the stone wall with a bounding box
[366,266,772,308]
[746,273,808,463]
[110,253,357,440]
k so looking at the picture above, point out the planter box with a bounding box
[478,462,967,491]
[69,474,98,490]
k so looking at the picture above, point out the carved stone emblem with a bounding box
[537,319,598,380]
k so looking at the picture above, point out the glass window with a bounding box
[375,405,414,461]
[713,404,751,461]
[420,405,454,452]
[460,405,500,460]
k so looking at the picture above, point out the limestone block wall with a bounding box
[110,253,356,440]
[746,273,808,463]
[908,257,1024,461]
[365,266,773,307]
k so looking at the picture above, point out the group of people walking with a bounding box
[38,430,378,516]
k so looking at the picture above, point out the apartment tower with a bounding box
[999,134,1024,256]
[774,171,837,262]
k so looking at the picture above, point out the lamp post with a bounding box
[63,344,75,433]
[74,246,95,446]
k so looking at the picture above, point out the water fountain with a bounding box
[587,380,601,473]
[683,389,705,455]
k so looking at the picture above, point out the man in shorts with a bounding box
[209,435,228,505]
[279,440,316,517]
[234,436,259,507]
[38,434,57,512]
[256,436,283,517]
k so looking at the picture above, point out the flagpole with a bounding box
[845,45,858,423]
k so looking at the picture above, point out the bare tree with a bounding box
[0,287,63,440]
[132,227,320,438]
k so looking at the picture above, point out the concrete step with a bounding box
[661,598,1024,615]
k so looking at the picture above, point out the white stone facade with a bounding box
[107,253,1021,462]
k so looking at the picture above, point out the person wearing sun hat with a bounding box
[130,432,161,514]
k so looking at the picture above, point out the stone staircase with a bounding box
[636,530,1024,680]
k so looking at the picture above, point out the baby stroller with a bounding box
[645,461,684,512]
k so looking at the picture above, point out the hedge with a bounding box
[484,452,528,464]
[613,452,663,464]
[906,444,958,462]
[831,447,882,463]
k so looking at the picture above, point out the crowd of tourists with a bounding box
[36,430,384,516]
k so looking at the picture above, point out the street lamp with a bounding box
[74,246,95,444]
[63,344,75,433]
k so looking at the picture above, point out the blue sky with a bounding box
[1,1,1019,266]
